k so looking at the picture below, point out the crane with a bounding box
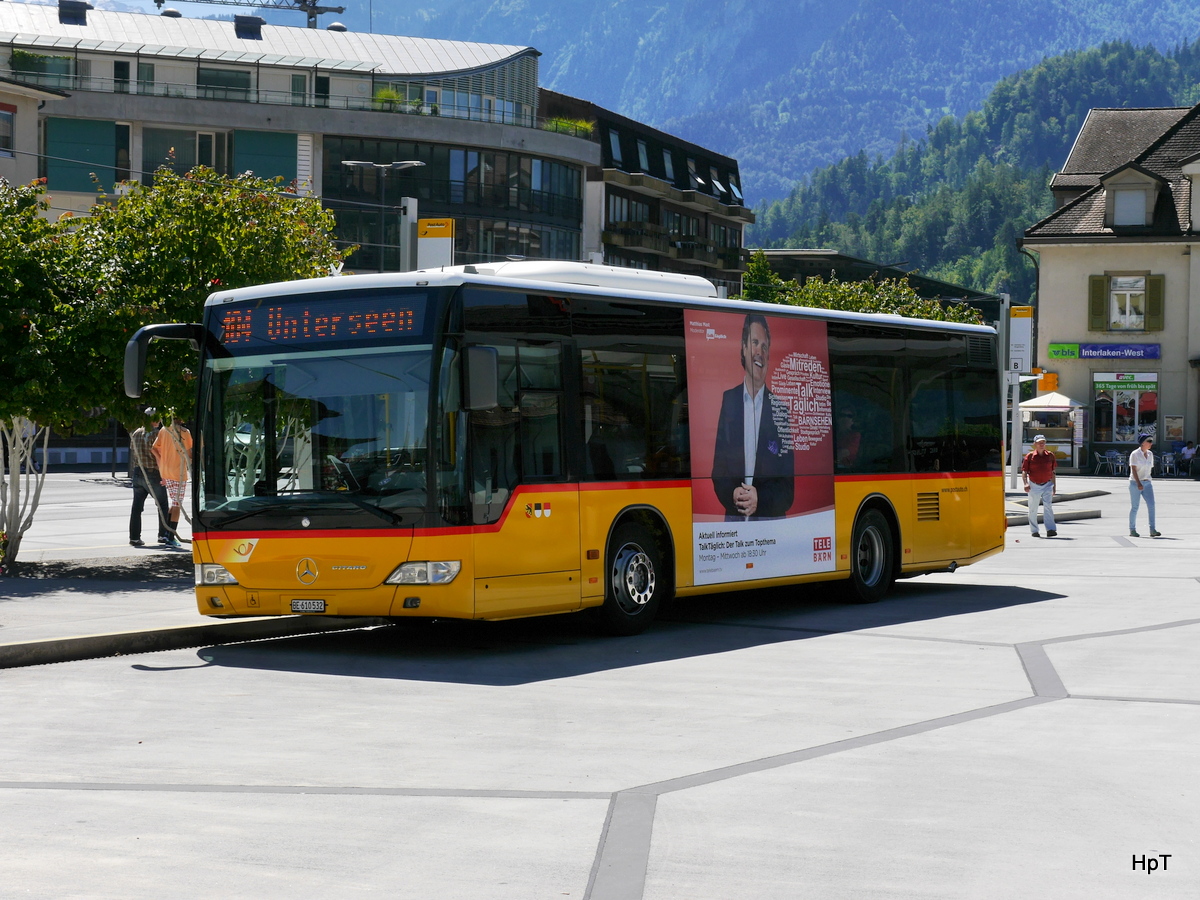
[153,0,346,29]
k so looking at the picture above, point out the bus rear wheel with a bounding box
[594,522,664,635]
[844,509,895,604]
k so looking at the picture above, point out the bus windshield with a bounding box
[196,287,461,527]
[200,345,434,521]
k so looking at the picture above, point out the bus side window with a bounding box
[828,325,905,473]
[906,333,966,473]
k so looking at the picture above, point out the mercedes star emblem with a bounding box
[296,558,318,585]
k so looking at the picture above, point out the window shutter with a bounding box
[1144,274,1165,331]
[1088,275,1108,331]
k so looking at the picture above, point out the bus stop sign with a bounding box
[1009,305,1033,372]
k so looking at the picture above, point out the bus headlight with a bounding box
[196,563,239,586]
[385,561,461,585]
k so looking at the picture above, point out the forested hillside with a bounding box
[750,41,1200,301]
[207,0,1200,202]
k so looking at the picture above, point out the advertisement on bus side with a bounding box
[686,310,836,586]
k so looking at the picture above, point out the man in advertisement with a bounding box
[711,314,794,520]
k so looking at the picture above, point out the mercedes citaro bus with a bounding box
[125,261,1005,634]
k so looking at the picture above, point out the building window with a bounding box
[1093,373,1157,444]
[1112,188,1147,226]
[636,140,649,172]
[137,62,155,94]
[1088,274,1163,332]
[197,67,252,102]
[662,149,675,183]
[115,123,130,180]
[709,166,726,195]
[0,107,14,158]
[608,130,623,166]
[291,73,306,106]
[686,158,704,190]
[608,193,649,227]
[1109,275,1145,329]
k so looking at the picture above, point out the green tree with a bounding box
[736,250,983,324]
[0,180,61,570]
[0,168,348,569]
[54,167,349,423]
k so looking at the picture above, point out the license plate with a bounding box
[291,599,326,613]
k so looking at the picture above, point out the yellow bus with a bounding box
[125,261,1005,635]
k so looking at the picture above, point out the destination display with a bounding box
[213,293,426,349]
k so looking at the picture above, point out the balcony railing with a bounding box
[2,68,598,140]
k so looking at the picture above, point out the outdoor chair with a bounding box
[1160,452,1177,476]
[1105,450,1127,476]
[1093,451,1112,475]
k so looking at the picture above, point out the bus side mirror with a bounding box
[464,345,499,411]
[124,323,204,398]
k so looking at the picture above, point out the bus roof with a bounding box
[204,262,997,335]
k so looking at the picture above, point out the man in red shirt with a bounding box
[1021,434,1057,537]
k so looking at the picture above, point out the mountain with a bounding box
[297,0,1200,204]
[750,40,1200,300]
[114,0,1200,203]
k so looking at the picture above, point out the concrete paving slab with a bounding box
[0,789,606,899]
[645,700,1198,899]
[1046,622,1200,701]
[0,629,1032,795]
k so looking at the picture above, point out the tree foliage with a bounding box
[53,167,348,425]
[738,250,983,324]
[0,168,348,568]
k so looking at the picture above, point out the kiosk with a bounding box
[1020,392,1085,471]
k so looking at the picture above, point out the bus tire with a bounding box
[844,508,895,604]
[594,522,664,635]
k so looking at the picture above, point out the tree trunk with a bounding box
[0,416,50,571]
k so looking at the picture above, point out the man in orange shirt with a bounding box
[152,417,193,548]
[1021,434,1057,537]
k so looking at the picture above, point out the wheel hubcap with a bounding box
[856,526,884,587]
[611,542,655,613]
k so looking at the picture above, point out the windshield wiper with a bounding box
[309,491,411,526]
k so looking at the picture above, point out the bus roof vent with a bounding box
[448,261,718,298]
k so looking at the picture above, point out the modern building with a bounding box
[0,0,595,275]
[0,0,750,289]
[2,0,752,465]
[1021,104,1200,458]
[539,90,753,297]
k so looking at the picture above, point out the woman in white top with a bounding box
[1128,434,1161,538]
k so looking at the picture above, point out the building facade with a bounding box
[539,90,753,296]
[0,0,597,276]
[1022,105,1200,457]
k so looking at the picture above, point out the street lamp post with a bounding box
[341,159,425,271]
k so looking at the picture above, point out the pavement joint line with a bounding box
[585,791,657,900]
[1036,617,1200,646]
[849,631,1016,648]
[585,694,1058,900]
[0,781,611,799]
[1014,643,1069,698]
[1111,535,1137,547]
[1066,694,1200,706]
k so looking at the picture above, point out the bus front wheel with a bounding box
[845,509,895,604]
[595,522,664,635]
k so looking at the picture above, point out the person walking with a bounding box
[152,416,193,548]
[1021,434,1057,537]
[1128,433,1161,538]
[128,408,171,547]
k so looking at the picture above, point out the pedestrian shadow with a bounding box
[194,581,1063,687]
